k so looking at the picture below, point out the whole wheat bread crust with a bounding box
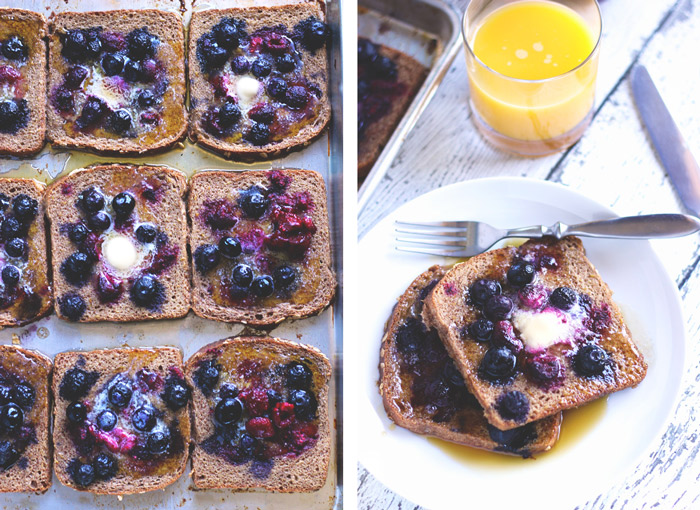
[189,169,335,325]
[188,4,331,159]
[47,10,187,154]
[0,9,47,156]
[185,336,332,492]
[52,347,190,495]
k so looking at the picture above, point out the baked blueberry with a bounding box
[469,279,501,306]
[372,55,397,80]
[147,429,171,455]
[0,193,9,210]
[62,30,89,61]
[197,34,228,71]
[287,363,312,389]
[5,238,27,259]
[163,378,190,410]
[59,293,87,322]
[496,390,530,422]
[12,194,38,223]
[245,122,270,145]
[297,17,329,51]
[251,56,273,78]
[101,53,125,76]
[276,53,296,73]
[0,441,19,470]
[550,286,578,311]
[525,353,563,386]
[194,359,220,395]
[130,274,163,308]
[9,383,34,410]
[239,186,268,218]
[220,383,239,400]
[1,36,27,61]
[131,406,157,431]
[487,422,537,451]
[289,389,317,421]
[127,28,158,60]
[358,38,378,64]
[0,386,9,405]
[232,263,254,287]
[250,275,274,298]
[395,317,424,353]
[135,224,157,243]
[76,96,108,130]
[273,265,296,288]
[0,217,22,240]
[267,389,283,410]
[92,453,118,480]
[112,192,136,218]
[574,344,609,377]
[0,99,28,134]
[507,260,536,287]
[87,211,111,232]
[66,402,87,423]
[68,223,89,244]
[123,60,143,82]
[249,103,275,124]
[84,30,102,59]
[238,433,257,458]
[108,380,133,408]
[478,346,517,382]
[230,55,250,74]
[137,89,156,108]
[285,85,309,109]
[79,187,105,212]
[218,101,241,129]
[194,244,220,274]
[108,109,132,134]
[218,236,241,259]
[213,18,241,49]
[96,409,117,431]
[53,87,74,112]
[267,77,288,99]
[467,318,494,342]
[484,295,513,321]
[71,461,95,487]
[1,265,20,287]
[443,363,466,387]
[1,403,23,431]
[65,65,89,88]
[215,398,243,425]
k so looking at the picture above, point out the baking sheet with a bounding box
[0,0,342,508]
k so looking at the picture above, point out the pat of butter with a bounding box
[103,235,138,271]
[512,310,570,350]
[237,76,260,103]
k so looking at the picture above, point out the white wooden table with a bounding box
[357,0,700,508]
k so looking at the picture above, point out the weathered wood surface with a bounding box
[358,0,700,508]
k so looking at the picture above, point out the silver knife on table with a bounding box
[630,65,700,216]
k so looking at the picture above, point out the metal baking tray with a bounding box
[0,0,342,509]
[357,0,462,212]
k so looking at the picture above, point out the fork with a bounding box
[395,213,700,257]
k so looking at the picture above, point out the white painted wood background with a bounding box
[358,0,700,508]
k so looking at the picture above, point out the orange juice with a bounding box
[465,0,600,148]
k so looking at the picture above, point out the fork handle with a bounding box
[505,214,700,240]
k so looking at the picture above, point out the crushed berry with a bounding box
[201,199,238,230]
[245,417,275,438]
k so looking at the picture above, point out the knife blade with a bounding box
[630,65,700,216]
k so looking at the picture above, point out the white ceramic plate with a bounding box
[358,178,686,510]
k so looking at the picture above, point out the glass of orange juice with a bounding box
[463,0,602,156]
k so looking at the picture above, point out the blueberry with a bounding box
[478,347,517,382]
[96,410,117,431]
[273,265,296,289]
[92,453,118,480]
[267,389,283,410]
[0,194,9,210]
[467,319,494,342]
[213,19,240,49]
[358,38,378,64]
[87,211,111,232]
[496,391,530,422]
[287,362,312,389]
[443,363,466,388]
[66,402,87,423]
[0,441,19,469]
[230,56,250,74]
[0,99,28,133]
[484,295,513,321]
[232,264,253,287]
[53,87,74,113]
[162,378,190,410]
[108,380,132,408]
[289,389,317,421]
[12,194,38,223]
[239,187,269,218]
[245,122,270,146]
[84,30,102,59]
[238,433,257,458]
[524,354,563,386]
[219,383,239,400]
[298,18,329,50]
[469,279,501,305]
[9,384,34,410]
[194,359,220,395]
[1,265,20,287]
[250,275,274,298]
[196,34,228,71]
[507,260,536,287]
[123,60,142,82]
[101,53,124,76]
[71,461,95,487]
[194,244,220,274]
[131,406,157,431]
[130,274,162,308]
[135,224,157,243]
[147,429,171,455]
[108,109,132,134]
[218,237,241,259]
[574,344,609,377]
[267,77,288,99]
[68,223,89,244]
[218,101,241,129]
[358,79,370,98]
[395,317,424,353]
[550,287,578,311]
[76,96,107,129]
[0,217,22,240]
[5,238,27,259]
[251,56,273,78]
[487,422,537,452]
[59,293,87,322]
[1,403,23,430]
[79,187,105,212]
[371,55,397,80]
[137,89,156,108]
[285,85,309,109]
[276,53,296,73]
[127,28,158,60]
[112,192,135,218]
[1,36,27,61]
[215,398,243,425]
[62,30,89,61]
[249,103,275,124]
[0,387,9,405]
